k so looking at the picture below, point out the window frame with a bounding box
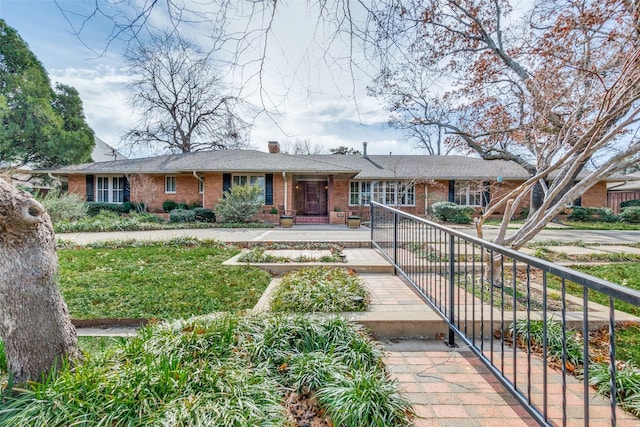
[454,181,485,207]
[349,180,415,207]
[96,176,125,203]
[198,176,204,194]
[232,174,266,203]
[165,176,177,194]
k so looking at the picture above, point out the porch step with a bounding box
[295,215,329,224]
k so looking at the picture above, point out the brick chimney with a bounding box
[268,141,280,154]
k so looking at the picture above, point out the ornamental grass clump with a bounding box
[0,313,414,427]
[588,362,640,416]
[270,266,369,313]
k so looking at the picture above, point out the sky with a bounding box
[0,0,427,159]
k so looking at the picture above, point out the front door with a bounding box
[303,182,327,215]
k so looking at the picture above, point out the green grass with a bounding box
[616,323,640,364]
[270,267,370,313]
[76,336,129,356]
[484,219,640,231]
[0,314,414,427]
[562,221,640,231]
[58,240,272,319]
[547,263,640,317]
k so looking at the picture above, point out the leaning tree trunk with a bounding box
[0,179,80,384]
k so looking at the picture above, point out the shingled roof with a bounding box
[35,149,540,181]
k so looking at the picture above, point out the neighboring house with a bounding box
[607,172,640,213]
[7,136,126,193]
[92,137,127,162]
[35,141,610,223]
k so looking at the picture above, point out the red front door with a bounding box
[303,182,327,215]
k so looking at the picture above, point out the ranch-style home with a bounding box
[37,141,609,224]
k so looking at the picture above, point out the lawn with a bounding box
[58,240,272,319]
[484,218,640,231]
[545,262,640,365]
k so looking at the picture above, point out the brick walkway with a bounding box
[362,273,640,427]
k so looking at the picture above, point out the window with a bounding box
[454,182,485,206]
[112,177,124,203]
[198,177,204,194]
[233,174,265,202]
[350,181,373,206]
[97,177,108,203]
[349,180,414,206]
[398,182,415,206]
[165,176,176,193]
[96,176,125,203]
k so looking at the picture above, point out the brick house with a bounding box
[607,172,640,213]
[37,141,609,224]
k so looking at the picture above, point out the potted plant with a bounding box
[280,214,294,228]
[347,215,361,228]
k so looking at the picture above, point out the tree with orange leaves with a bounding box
[369,0,640,248]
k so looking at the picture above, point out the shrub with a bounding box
[169,209,196,223]
[621,199,640,209]
[215,183,264,223]
[568,207,618,222]
[567,206,592,222]
[86,202,129,216]
[36,190,88,222]
[620,206,640,223]
[430,201,474,224]
[188,201,202,209]
[122,201,146,213]
[162,199,179,212]
[193,207,216,222]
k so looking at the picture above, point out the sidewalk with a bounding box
[57,223,640,247]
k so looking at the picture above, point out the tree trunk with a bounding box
[0,179,80,384]
[529,180,545,215]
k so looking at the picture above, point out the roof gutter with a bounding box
[48,172,68,183]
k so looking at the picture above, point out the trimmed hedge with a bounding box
[162,200,203,212]
[169,209,196,223]
[620,206,640,223]
[193,207,216,223]
[86,202,129,216]
[430,201,474,224]
[568,207,618,223]
[620,199,640,209]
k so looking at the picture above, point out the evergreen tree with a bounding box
[0,19,94,168]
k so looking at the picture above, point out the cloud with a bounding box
[49,66,138,152]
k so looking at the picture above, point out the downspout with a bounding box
[192,171,204,207]
[282,171,288,210]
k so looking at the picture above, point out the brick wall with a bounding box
[68,175,86,200]
[68,173,610,218]
[581,181,607,207]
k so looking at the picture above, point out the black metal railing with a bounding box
[370,202,640,426]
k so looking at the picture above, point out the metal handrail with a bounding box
[370,201,640,426]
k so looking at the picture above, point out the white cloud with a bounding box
[6,0,417,158]
[49,66,138,154]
